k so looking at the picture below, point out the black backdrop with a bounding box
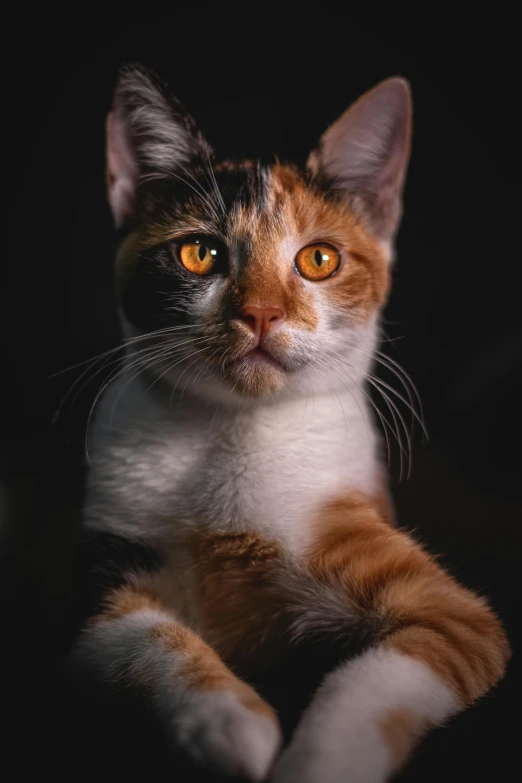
[2,7,521,781]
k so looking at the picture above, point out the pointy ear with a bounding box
[106,64,211,228]
[307,77,412,241]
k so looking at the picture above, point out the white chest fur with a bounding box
[84,372,379,554]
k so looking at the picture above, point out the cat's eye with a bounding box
[178,239,219,275]
[295,243,340,281]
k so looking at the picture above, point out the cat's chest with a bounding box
[168,406,375,543]
[89,388,378,548]
[180,421,344,540]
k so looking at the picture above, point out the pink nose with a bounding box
[240,305,285,341]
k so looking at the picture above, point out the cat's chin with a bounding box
[224,350,287,398]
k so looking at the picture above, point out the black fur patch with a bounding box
[120,244,192,330]
[213,161,271,215]
[119,161,272,330]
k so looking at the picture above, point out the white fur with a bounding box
[73,608,281,781]
[168,690,281,780]
[84,341,380,556]
[271,648,458,783]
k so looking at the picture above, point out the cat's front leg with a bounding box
[271,647,456,783]
[272,494,510,783]
[72,575,282,780]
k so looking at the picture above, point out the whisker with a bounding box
[340,337,424,425]
[109,344,195,423]
[143,164,222,224]
[329,352,413,478]
[85,344,184,455]
[68,343,165,423]
[191,346,221,386]
[326,354,396,470]
[364,373,410,479]
[85,335,218,461]
[51,324,211,424]
[317,356,373,451]
[365,370,427,439]
[328,348,426,442]
[179,356,206,403]
[315,330,426,449]
[55,340,170,428]
[203,145,227,217]
[121,324,204,344]
[137,338,221,401]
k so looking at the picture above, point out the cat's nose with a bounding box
[240,305,285,341]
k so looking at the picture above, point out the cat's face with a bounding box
[107,66,411,402]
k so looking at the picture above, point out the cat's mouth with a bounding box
[241,346,285,370]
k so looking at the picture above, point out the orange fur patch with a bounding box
[271,165,390,319]
[307,493,511,706]
[225,164,389,331]
[190,531,286,667]
[151,621,278,723]
[93,582,164,623]
[226,200,319,332]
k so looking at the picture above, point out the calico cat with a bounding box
[71,64,510,782]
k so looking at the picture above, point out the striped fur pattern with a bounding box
[72,65,510,781]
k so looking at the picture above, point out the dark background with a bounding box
[2,7,521,780]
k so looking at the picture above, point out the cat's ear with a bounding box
[106,64,210,227]
[307,78,412,241]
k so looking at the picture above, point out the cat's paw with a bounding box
[270,740,388,783]
[168,691,282,781]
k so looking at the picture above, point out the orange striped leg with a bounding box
[272,495,510,783]
[72,581,281,780]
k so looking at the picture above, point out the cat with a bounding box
[70,64,510,782]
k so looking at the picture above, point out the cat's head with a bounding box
[107,65,411,403]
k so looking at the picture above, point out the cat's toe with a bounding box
[202,706,282,780]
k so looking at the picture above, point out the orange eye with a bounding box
[295,243,340,281]
[179,239,218,275]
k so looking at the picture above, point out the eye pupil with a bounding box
[198,244,207,261]
[314,249,323,266]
